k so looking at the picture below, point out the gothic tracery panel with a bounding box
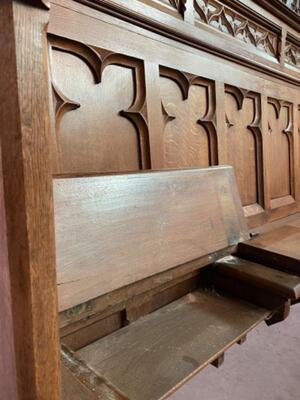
[159,67,217,168]
[225,86,263,217]
[268,98,294,208]
[49,36,150,175]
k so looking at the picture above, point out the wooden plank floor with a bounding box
[77,290,268,400]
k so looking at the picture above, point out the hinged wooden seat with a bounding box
[53,167,300,399]
[75,290,267,400]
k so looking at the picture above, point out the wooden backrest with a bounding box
[54,166,248,311]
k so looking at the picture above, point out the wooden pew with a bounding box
[1,1,299,399]
[54,166,300,400]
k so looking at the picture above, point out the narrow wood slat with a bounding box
[54,166,248,311]
[77,290,267,400]
[215,256,300,300]
[238,225,300,275]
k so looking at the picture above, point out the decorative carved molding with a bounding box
[279,0,300,16]
[72,0,300,86]
[225,85,264,210]
[49,35,151,171]
[285,40,300,69]
[160,66,218,165]
[194,0,279,58]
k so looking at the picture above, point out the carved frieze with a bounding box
[279,0,300,16]
[194,0,279,58]
[285,40,300,69]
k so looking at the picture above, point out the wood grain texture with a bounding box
[238,225,300,275]
[215,255,300,299]
[0,142,17,400]
[47,1,300,227]
[61,347,128,400]
[77,290,267,400]
[0,2,61,399]
[54,166,247,311]
[59,247,235,330]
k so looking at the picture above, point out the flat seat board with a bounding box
[76,290,267,400]
[54,167,247,311]
[238,225,300,275]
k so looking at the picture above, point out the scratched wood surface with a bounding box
[77,290,267,400]
[54,166,248,311]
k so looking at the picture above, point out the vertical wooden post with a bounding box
[215,82,227,165]
[0,1,61,399]
[261,94,271,216]
[144,61,166,169]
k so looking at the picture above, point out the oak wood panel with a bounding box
[50,40,147,174]
[160,74,213,168]
[268,100,294,204]
[47,1,300,227]
[59,247,235,330]
[54,167,247,311]
[77,290,267,400]
[0,146,17,400]
[0,2,61,399]
[224,89,263,213]
[62,311,124,351]
[53,0,300,84]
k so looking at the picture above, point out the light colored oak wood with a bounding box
[54,166,248,311]
[0,2,61,399]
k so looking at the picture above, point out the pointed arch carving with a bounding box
[225,85,264,219]
[48,35,150,174]
[159,66,218,168]
[268,97,295,209]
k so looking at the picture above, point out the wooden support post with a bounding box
[0,1,61,399]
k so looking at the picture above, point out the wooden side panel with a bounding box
[0,1,61,399]
[54,167,247,311]
[0,146,17,400]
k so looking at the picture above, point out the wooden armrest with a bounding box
[215,256,300,300]
[238,225,300,275]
